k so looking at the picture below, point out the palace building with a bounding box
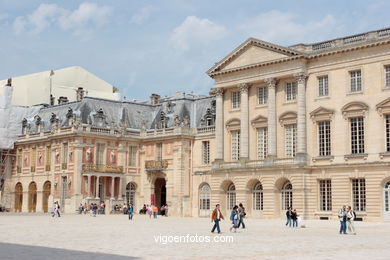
[3,27,390,221]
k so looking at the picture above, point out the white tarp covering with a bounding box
[0,85,41,149]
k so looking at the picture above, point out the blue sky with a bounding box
[0,0,389,100]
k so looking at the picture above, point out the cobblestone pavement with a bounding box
[0,214,390,260]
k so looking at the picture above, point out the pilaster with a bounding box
[266,78,277,158]
[239,83,250,160]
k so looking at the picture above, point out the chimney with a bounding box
[150,93,160,105]
[58,96,69,104]
[76,87,84,101]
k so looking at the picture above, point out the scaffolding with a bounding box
[0,149,15,210]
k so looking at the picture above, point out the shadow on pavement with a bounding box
[0,242,140,260]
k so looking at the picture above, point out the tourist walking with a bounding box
[238,203,246,229]
[292,209,298,228]
[338,205,347,234]
[147,205,153,218]
[161,205,166,216]
[128,204,134,220]
[53,201,61,217]
[285,207,292,227]
[92,203,98,217]
[211,204,224,233]
[164,204,168,217]
[153,205,158,218]
[347,206,356,235]
[229,205,239,233]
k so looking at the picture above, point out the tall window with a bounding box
[318,121,331,156]
[386,115,390,152]
[319,180,332,211]
[286,82,297,101]
[386,66,390,87]
[258,87,268,104]
[61,176,67,207]
[281,182,293,210]
[318,76,329,96]
[285,124,297,157]
[352,179,366,211]
[257,127,267,159]
[350,70,362,92]
[202,141,210,165]
[62,143,68,164]
[156,143,163,160]
[96,144,105,164]
[226,184,236,210]
[128,146,137,167]
[199,184,211,211]
[231,130,240,160]
[350,117,365,154]
[31,147,36,169]
[252,182,263,211]
[232,91,241,108]
[126,183,136,207]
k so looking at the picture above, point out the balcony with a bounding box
[145,160,169,171]
[82,164,123,173]
[212,157,304,170]
[45,165,51,171]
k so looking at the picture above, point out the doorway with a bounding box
[15,182,23,212]
[42,181,51,213]
[154,178,166,210]
[28,182,37,213]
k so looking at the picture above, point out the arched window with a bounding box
[226,183,236,210]
[199,184,211,217]
[281,182,293,210]
[28,182,37,213]
[15,183,23,212]
[126,182,136,207]
[252,182,263,211]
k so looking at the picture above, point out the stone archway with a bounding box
[28,182,37,213]
[154,178,166,210]
[14,182,23,212]
[42,181,51,213]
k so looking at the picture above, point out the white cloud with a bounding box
[12,2,112,34]
[239,10,341,45]
[170,16,226,51]
[130,6,156,25]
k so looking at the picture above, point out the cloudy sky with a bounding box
[0,0,389,100]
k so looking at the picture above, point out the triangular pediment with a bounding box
[376,97,390,116]
[310,107,334,121]
[251,115,267,128]
[226,118,240,130]
[208,38,301,76]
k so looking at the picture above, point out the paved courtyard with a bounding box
[0,213,390,260]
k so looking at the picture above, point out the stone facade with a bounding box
[4,27,390,221]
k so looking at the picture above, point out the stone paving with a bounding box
[1,213,390,260]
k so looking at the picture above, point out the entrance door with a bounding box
[28,182,37,212]
[15,183,23,212]
[42,181,51,213]
[384,181,390,221]
[154,178,166,210]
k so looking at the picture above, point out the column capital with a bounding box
[264,77,277,88]
[210,87,224,97]
[294,72,308,84]
[238,83,250,93]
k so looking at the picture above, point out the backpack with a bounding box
[352,211,356,219]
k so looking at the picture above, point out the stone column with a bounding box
[95,176,100,199]
[110,177,115,199]
[294,72,308,158]
[73,146,83,195]
[239,83,250,160]
[87,175,91,198]
[214,88,224,161]
[118,177,123,200]
[265,78,277,158]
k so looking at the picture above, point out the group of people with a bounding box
[78,202,106,216]
[211,203,246,233]
[285,207,300,227]
[338,205,357,235]
[138,204,168,218]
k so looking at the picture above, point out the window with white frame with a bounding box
[352,178,366,211]
[350,117,365,154]
[156,143,163,160]
[286,82,297,101]
[386,115,390,152]
[202,141,210,165]
[231,130,240,160]
[199,184,211,211]
[318,76,329,96]
[126,183,136,207]
[386,66,390,87]
[62,143,68,164]
[318,121,331,156]
[252,182,263,211]
[281,182,293,210]
[96,143,105,164]
[285,124,297,157]
[257,127,268,159]
[128,146,137,167]
[350,70,362,92]
[231,91,241,109]
[258,87,268,104]
[319,180,332,211]
[226,184,236,210]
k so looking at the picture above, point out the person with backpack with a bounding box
[285,207,292,227]
[238,203,246,229]
[338,205,347,234]
[347,206,357,235]
[229,205,239,233]
[291,209,298,228]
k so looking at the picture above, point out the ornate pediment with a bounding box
[310,107,334,122]
[376,97,390,116]
[226,118,240,131]
[279,111,297,126]
[251,115,267,128]
[341,101,369,119]
[207,38,300,76]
